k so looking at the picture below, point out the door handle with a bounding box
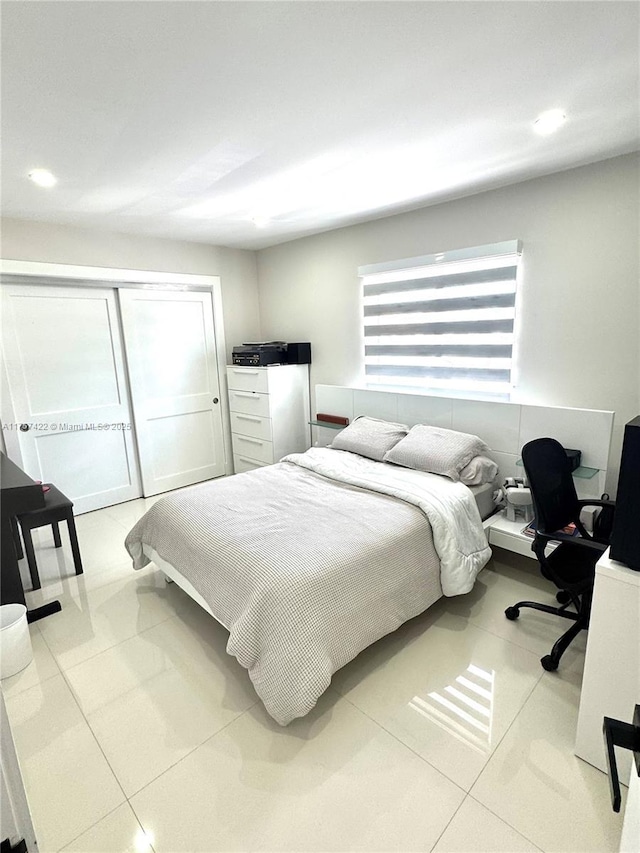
[19,423,30,432]
[602,705,640,812]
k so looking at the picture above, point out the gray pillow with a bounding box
[383,424,489,481]
[459,455,499,486]
[330,416,408,462]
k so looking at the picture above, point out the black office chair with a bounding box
[505,437,615,672]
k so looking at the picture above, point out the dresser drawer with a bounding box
[231,433,274,464]
[227,366,269,393]
[228,390,271,418]
[230,411,272,441]
[233,454,269,474]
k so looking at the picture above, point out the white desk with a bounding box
[575,548,640,781]
[621,764,640,853]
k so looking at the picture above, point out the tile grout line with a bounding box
[3,659,131,852]
[466,793,545,852]
[335,692,474,852]
[338,691,468,797]
[464,609,580,662]
[464,668,545,850]
[124,699,260,803]
[28,591,179,849]
[17,501,184,850]
[337,651,546,850]
[53,801,130,853]
[59,665,130,814]
[469,664,543,797]
[427,795,468,852]
[37,612,233,851]
[122,702,260,847]
[37,607,178,677]
[31,561,186,674]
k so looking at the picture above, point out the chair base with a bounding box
[505,595,589,671]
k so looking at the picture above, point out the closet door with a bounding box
[119,289,225,496]
[1,285,142,513]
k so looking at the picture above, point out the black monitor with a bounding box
[610,415,640,571]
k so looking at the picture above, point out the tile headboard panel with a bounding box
[314,385,615,498]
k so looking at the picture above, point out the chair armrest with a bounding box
[577,499,616,510]
[537,531,608,551]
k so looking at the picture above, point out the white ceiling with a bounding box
[2,1,639,250]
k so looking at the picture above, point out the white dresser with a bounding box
[226,364,311,473]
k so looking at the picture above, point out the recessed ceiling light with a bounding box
[251,215,271,228]
[533,109,567,136]
[28,168,57,188]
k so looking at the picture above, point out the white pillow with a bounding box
[330,416,408,462]
[459,455,499,486]
[383,424,489,481]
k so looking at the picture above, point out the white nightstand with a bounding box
[485,510,536,558]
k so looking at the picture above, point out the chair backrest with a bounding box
[521,437,580,534]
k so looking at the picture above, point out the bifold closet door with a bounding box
[1,285,142,513]
[118,289,225,496]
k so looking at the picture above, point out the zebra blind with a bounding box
[360,240,522,398]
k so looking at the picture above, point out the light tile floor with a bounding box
[2,495,626,852]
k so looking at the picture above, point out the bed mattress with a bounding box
[469,480,499,520]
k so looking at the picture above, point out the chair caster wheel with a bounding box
[541,655,558,671]
[556,590,571,604]
[505,606,520,621]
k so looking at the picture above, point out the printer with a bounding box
[232,341,311,367]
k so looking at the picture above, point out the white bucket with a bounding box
[0,604,33,679]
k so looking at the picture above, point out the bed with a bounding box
[125,422,494,726]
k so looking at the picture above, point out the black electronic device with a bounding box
[284,342,311,364]
[232,342,287,366]
[610,415,640,571]
[231,341,311,367]
[564,448,581,471]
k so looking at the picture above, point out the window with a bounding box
[359,240,522,399]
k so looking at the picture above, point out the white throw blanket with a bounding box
[284,448,491,595]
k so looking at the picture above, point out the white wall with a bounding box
[2,155,638,487]
[0,218,261,362]
[256,153,640,488]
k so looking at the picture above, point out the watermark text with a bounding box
[2,422,133,432]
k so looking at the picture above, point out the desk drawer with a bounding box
[231,433,274,464]
[227,367,269,393]
[230,411,272,441]
[228,390,271,418]
[233,454,269,474]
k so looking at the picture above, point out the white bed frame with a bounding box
[313,385,614,500]
[146,544,219,621]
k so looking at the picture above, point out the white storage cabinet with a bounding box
[227,364,311,473]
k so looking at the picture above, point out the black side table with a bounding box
[13,484,84,591]
[1,453,61,622]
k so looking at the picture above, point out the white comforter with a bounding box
[285,448,490,595]
[125,448,490,724]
